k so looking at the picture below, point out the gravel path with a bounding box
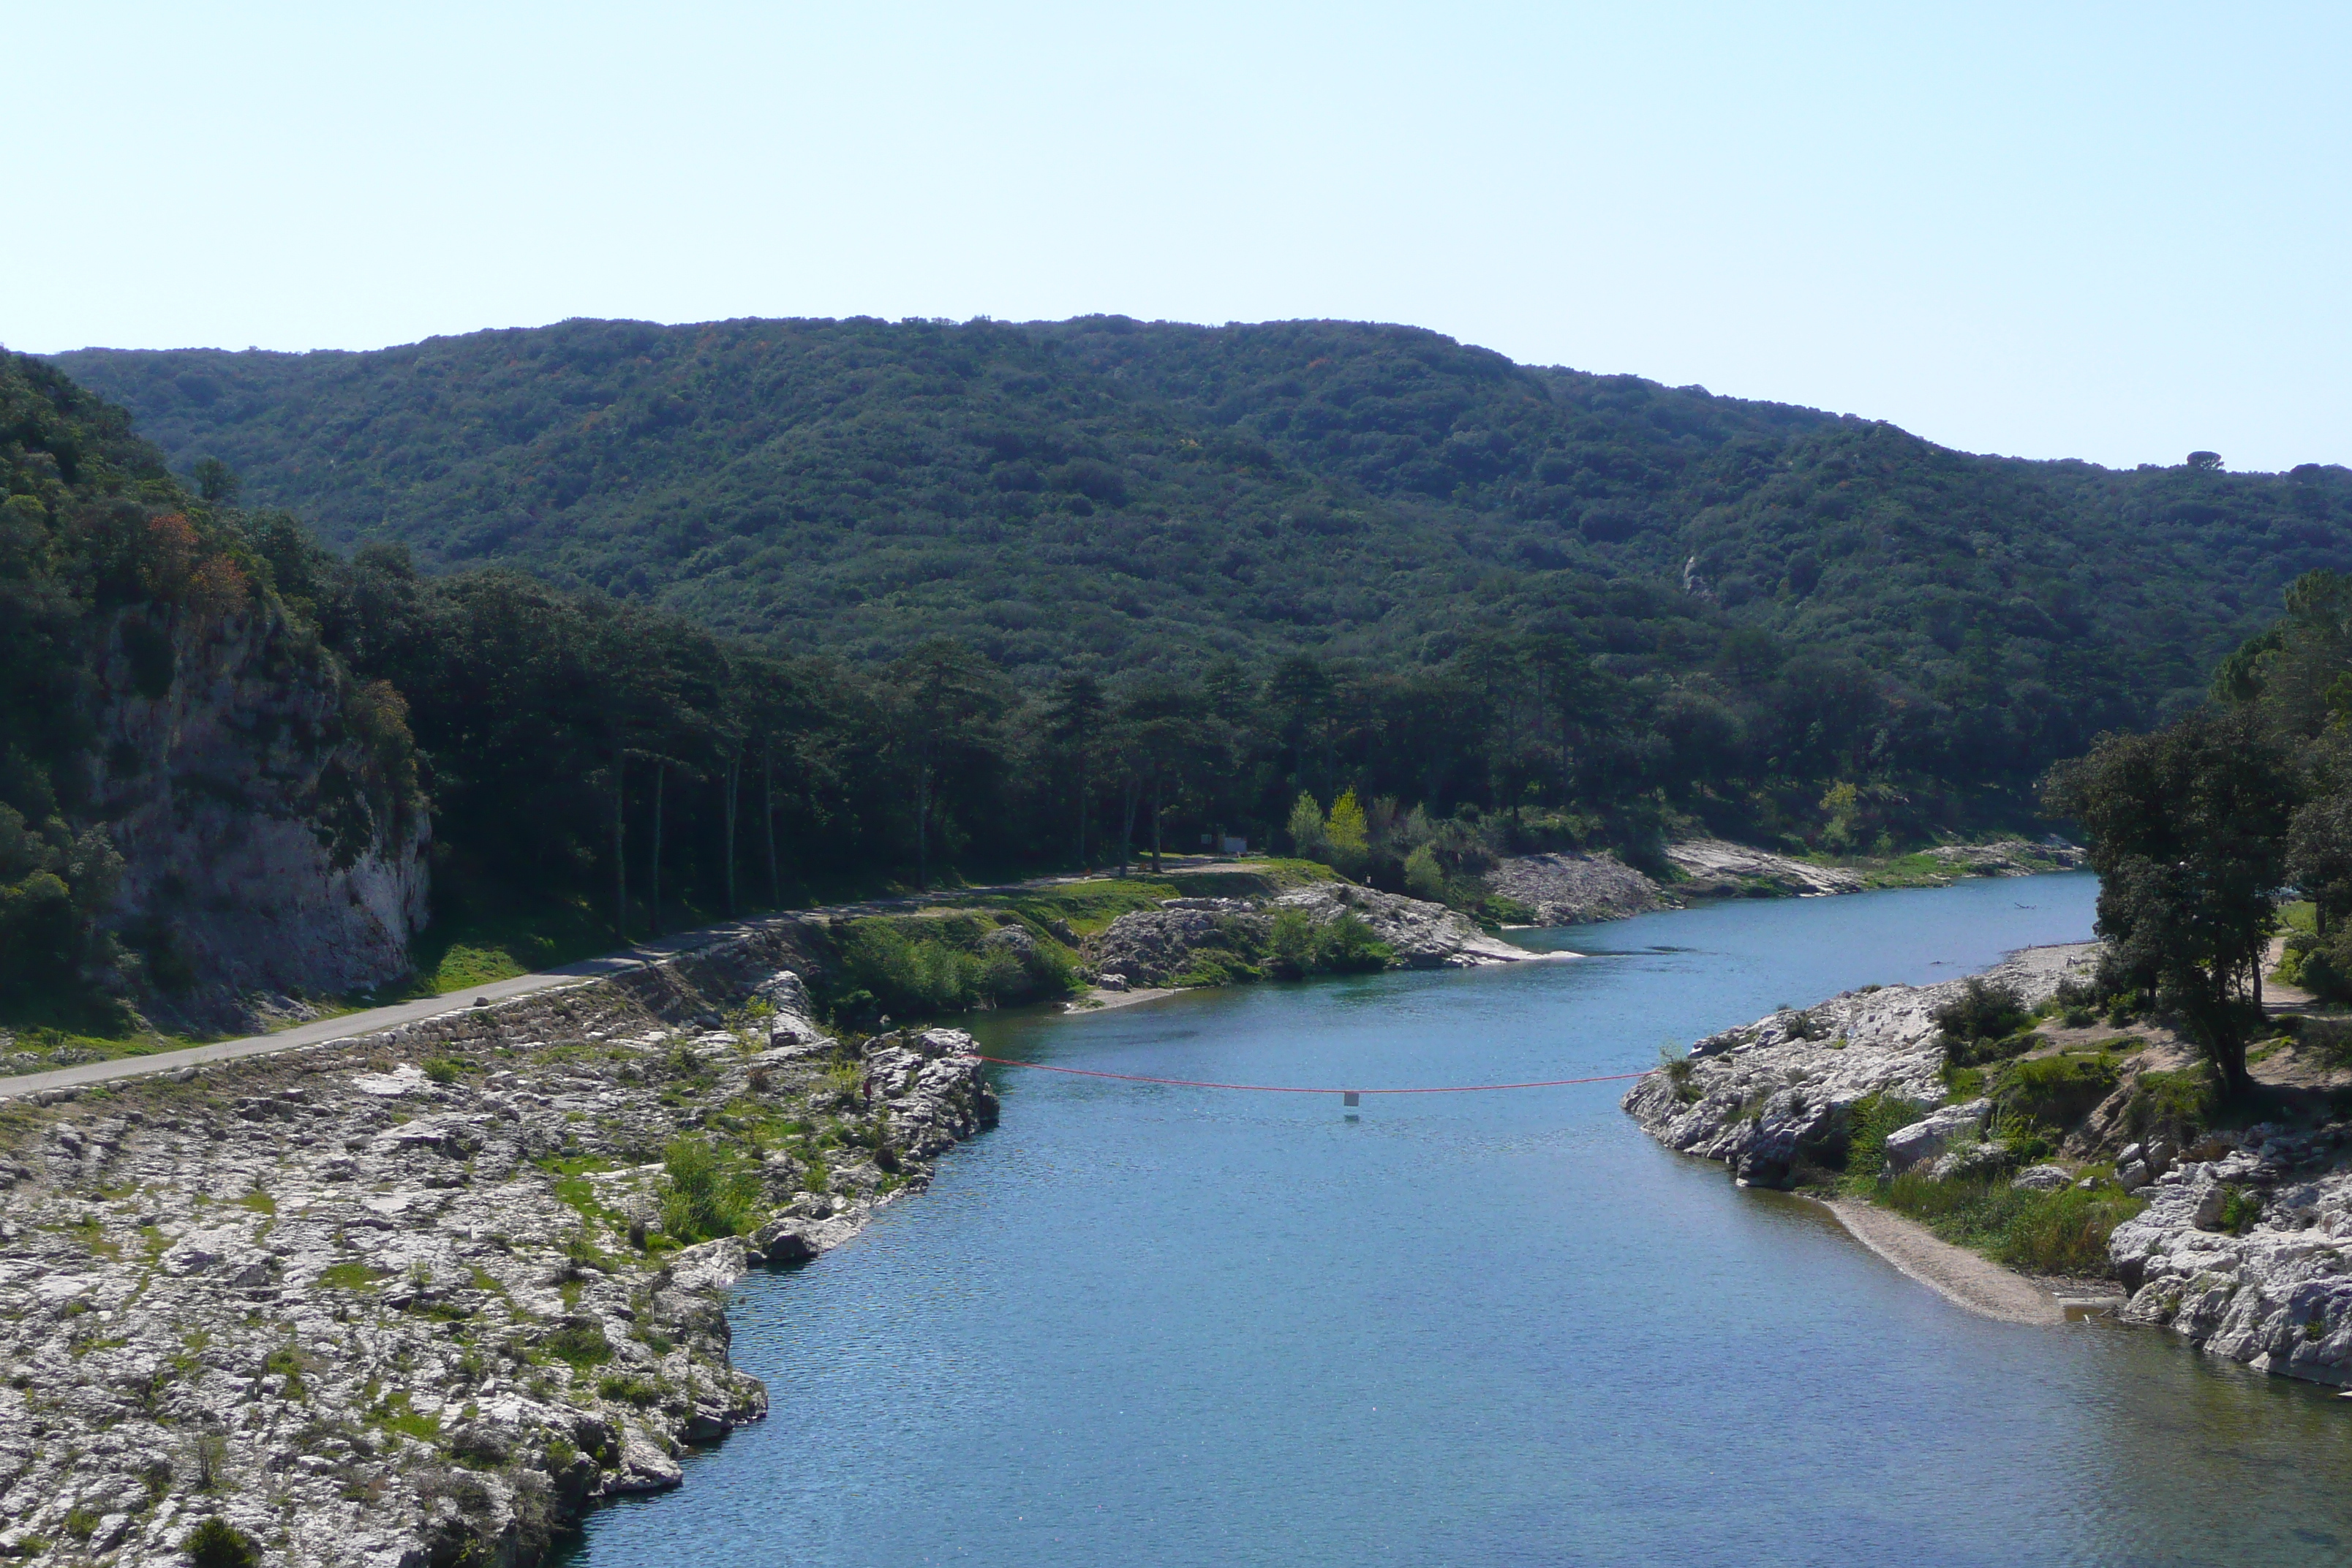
[1821,1196,2066,1324]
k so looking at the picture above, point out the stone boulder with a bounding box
[1882,1100,1991,1175]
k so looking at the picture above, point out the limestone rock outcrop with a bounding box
[2108,1129,2352,1387]
[1661,838,1865,899]
[1085,883,1537,987]
[1482,851,1662,926]
[88,602,429,1028]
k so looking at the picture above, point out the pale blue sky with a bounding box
[12,1,2347,470]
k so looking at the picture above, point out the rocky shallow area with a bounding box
[1621,943,2352,1389]
[0,928,995,1567]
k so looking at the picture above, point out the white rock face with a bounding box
[88,603,429,1027]
[0,928,995,1566]
[1621,943,2096,1188]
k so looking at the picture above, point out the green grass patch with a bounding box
[1992,1051,2121,1132]
[542,1323,614,1368]
[659,1134,761,1243]
[596,1372,663,1406]
[366,1387,442,1442]
[1879,1171,2144,1275]
[317,1262,385,1292]
[2125,1062,2220,1142]
[404,889,622,995]
[536,1153,619,1221]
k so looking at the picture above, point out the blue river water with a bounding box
[568,873,2352,1567]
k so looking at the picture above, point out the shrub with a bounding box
[1309,912,1393,973]
[1286,794,1328,859]
[2124,1063,2219,1142]
[1403,843,1448,902]
[836,921,983,1018]
[1992,1052,2120,1131]
[1994,1185,2144,1274]
[1934,978,2032,1064]
[1842,1091,1930,1180]
[421,1057,464,1085]
[828,916,1074,1021]
[2292,929,2352,1003]
[1264,908,1394,977]
[2298,1017,2352,1068]
[182,1517,259,1568]
[541,1323,613,1369]
[657,1135,760,1243]
[2217,1185,2263,1235]
[1266,908,1318,976]
[1658,1043,1698,1104]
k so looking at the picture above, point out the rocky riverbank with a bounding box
[1620,944,2352,1389]
[1485,837,2085,927]
[1620,943,2099,1191]
[0,927,994,1566]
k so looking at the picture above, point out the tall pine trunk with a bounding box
[1150,772,1164,874]
[612,751,627,943]
[916,749,933,891]
[1117,777,1138,876]
[763,742,780,910]
[649,763,665,938]
[723,753,740,918]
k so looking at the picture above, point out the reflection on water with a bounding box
[569,875,2352,1568]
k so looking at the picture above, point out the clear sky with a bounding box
[11,1,2347,472]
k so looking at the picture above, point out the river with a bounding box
[567,872,2352,1567]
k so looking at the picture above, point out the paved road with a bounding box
[0,858,1264,1100]
[0,915,791,1101]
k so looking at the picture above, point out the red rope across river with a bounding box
[959,1054,1648,1096]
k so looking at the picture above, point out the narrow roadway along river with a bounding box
[568,873,2352,1567]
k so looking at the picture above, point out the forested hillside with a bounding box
[56,322,2352,799]
[26,321,2352,1017]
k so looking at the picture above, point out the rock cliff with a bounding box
[90,601,429,1026]
[0,924,992,1566]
